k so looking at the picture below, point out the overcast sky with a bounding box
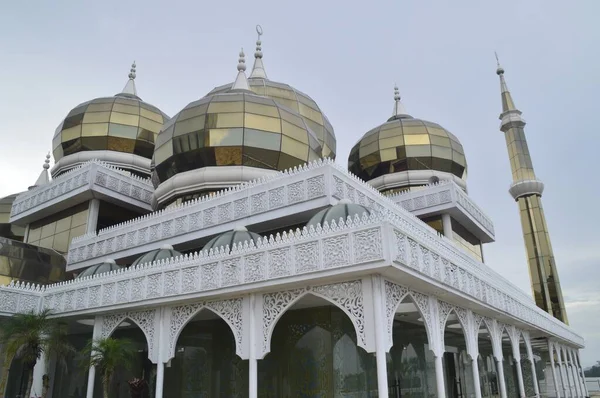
[1,0,598,366]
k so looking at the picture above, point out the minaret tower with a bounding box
[495,55,568,323]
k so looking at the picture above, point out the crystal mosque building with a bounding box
[0,28,589,398]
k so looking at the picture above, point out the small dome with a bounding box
[203,226,261,252]
[76,259,121,279]
[306,199,370,228]
[53,95,169,164]
[208,79,336,159]
[131,244,182,266]
[153,92,322,184]
[348,116,467,192]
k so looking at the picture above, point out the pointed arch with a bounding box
[167,298,243,361]
[384,280,434,353]
[439,301,473,358]
[261,280,365,358]
[100,309,158,362]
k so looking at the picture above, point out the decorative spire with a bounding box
[231,48,251,91]
[249,25,268,79]
[390,84,409,120]
[495,53,517,113]
[30,153,51,189]
[120,61,138,97]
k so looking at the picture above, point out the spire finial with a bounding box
[389,84,409,120]
[128,61,137,80]
[237,48,247,72]
[249,25,268,79]
[231,48,251,91]
[495,52,504,75]
[394,84,400,102]
[119,60,139,97]
[43,152,51,170]
[254,25,263,59]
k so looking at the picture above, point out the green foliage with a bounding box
[584,361,600,377]
[0,309,75,398]
[80,337,137,398]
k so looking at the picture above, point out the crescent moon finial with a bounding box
[256,24,263,37]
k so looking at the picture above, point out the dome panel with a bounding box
[77,259,121,279]
[207,79,336,159]
[154,92,322,184]
[204,227,261,253]
[131,245,182,267]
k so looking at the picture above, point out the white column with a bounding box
[568,351,581,398]
[442,213,453,239]
[86,316,102,398]
[514,355,526,398]
[30,349,47,398]
[576,352,589,397]
[434,355,447,398]
[557,348,570,398]
[86,198,100,234]
[529,357,541,398]
[471,355,482,398]
[248,294,258,398]
[549,342,562,398]
[372,277,389,398]
[155,362,164,398]
[496,358,508,398]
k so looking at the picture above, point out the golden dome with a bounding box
[153,92,322,183]
[52,95,168,163]
[348,116,467,190]
[207,79,335,160]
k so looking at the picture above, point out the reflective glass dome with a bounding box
[131,245,182,266]
[207,79,336,159]
[76,259,121,279]
[306,199,370,228]
[52,94,169,162]
[348,116,467,184]
[203,227,261,253]
[154,92,322,183]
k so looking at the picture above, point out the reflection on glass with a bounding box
[164,314,248,397]
[0,237,66,285]
[27,203,88,253]
[259,305,377,397]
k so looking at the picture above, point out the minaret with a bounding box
[495,55,568,323]
[29,153,51,190]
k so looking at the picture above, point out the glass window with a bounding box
[139,107,164,123]
[281,121,308,143]
[243,129,281,151]
[281,135,309,160]
[207,101,243,113]
[244,102,280,118]
[174,115,206,136]
[83,111,111,124]
[139,117,162,133]
[109,112,140,126]
[26,204,89,254]
[244,113,281,133]
[86,102,114,112]
[208,128,243,146]
[61,125,82,141]
[81,123,109,137]
[404,134,430,145]
[112,103,140,115]
[109,124,138,139]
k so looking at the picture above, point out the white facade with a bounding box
[1,160,588,398]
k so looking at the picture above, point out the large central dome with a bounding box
[206,29,336,159]
[152,50,322,207]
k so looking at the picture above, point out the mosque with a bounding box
[0,27,588,398]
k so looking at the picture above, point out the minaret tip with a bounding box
[495,52,504,75]
[249,25,268,79]
[128,61,137,80]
